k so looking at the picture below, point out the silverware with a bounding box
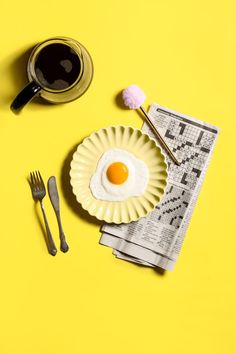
[29,171,57,256]
[48,176,69,253]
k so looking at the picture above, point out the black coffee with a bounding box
[35,43,81,90]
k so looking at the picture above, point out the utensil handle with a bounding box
[40,201,57,256]
[140,106,180,166]
[56,211,69,253]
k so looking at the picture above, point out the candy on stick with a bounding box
[122,85,180,165]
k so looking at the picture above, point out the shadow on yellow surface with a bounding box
[114,91,129,110]
[2,45,59,111]
[9,46,33,91]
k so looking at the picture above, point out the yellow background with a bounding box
[0,1,235,353]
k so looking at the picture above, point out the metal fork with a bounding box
[29,171,57,256]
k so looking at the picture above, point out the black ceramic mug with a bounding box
[11,37,94,112]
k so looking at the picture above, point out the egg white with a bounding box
[90,149,149,201]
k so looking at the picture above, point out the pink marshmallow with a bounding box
[122,85,146,109]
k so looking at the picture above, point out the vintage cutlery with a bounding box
[48,176,69,253]
[29,171,57,256]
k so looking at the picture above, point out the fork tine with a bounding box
[30,172,34,185]
[29,172,37,192]
[35,171,40,186]
[30,172,35,191]
[38,171,45,189]
[34,171,40,190]
[32,171,37,187]
[31,172,36,186]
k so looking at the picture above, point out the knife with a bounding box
[48,176,69,253]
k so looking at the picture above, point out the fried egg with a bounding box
[90,149,149,201]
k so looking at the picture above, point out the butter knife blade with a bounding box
[48,176,69,252]
[48,176,60,212]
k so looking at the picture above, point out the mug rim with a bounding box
[27,37,85,93]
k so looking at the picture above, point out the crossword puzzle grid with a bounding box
[150,115,217,229]
[154,185,192,229]
[162,118,215,190]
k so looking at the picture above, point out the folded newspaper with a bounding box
[100,103,219,270]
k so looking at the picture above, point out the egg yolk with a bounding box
[106,162,129,184]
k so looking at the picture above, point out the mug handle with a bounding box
[11,81,41,113]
